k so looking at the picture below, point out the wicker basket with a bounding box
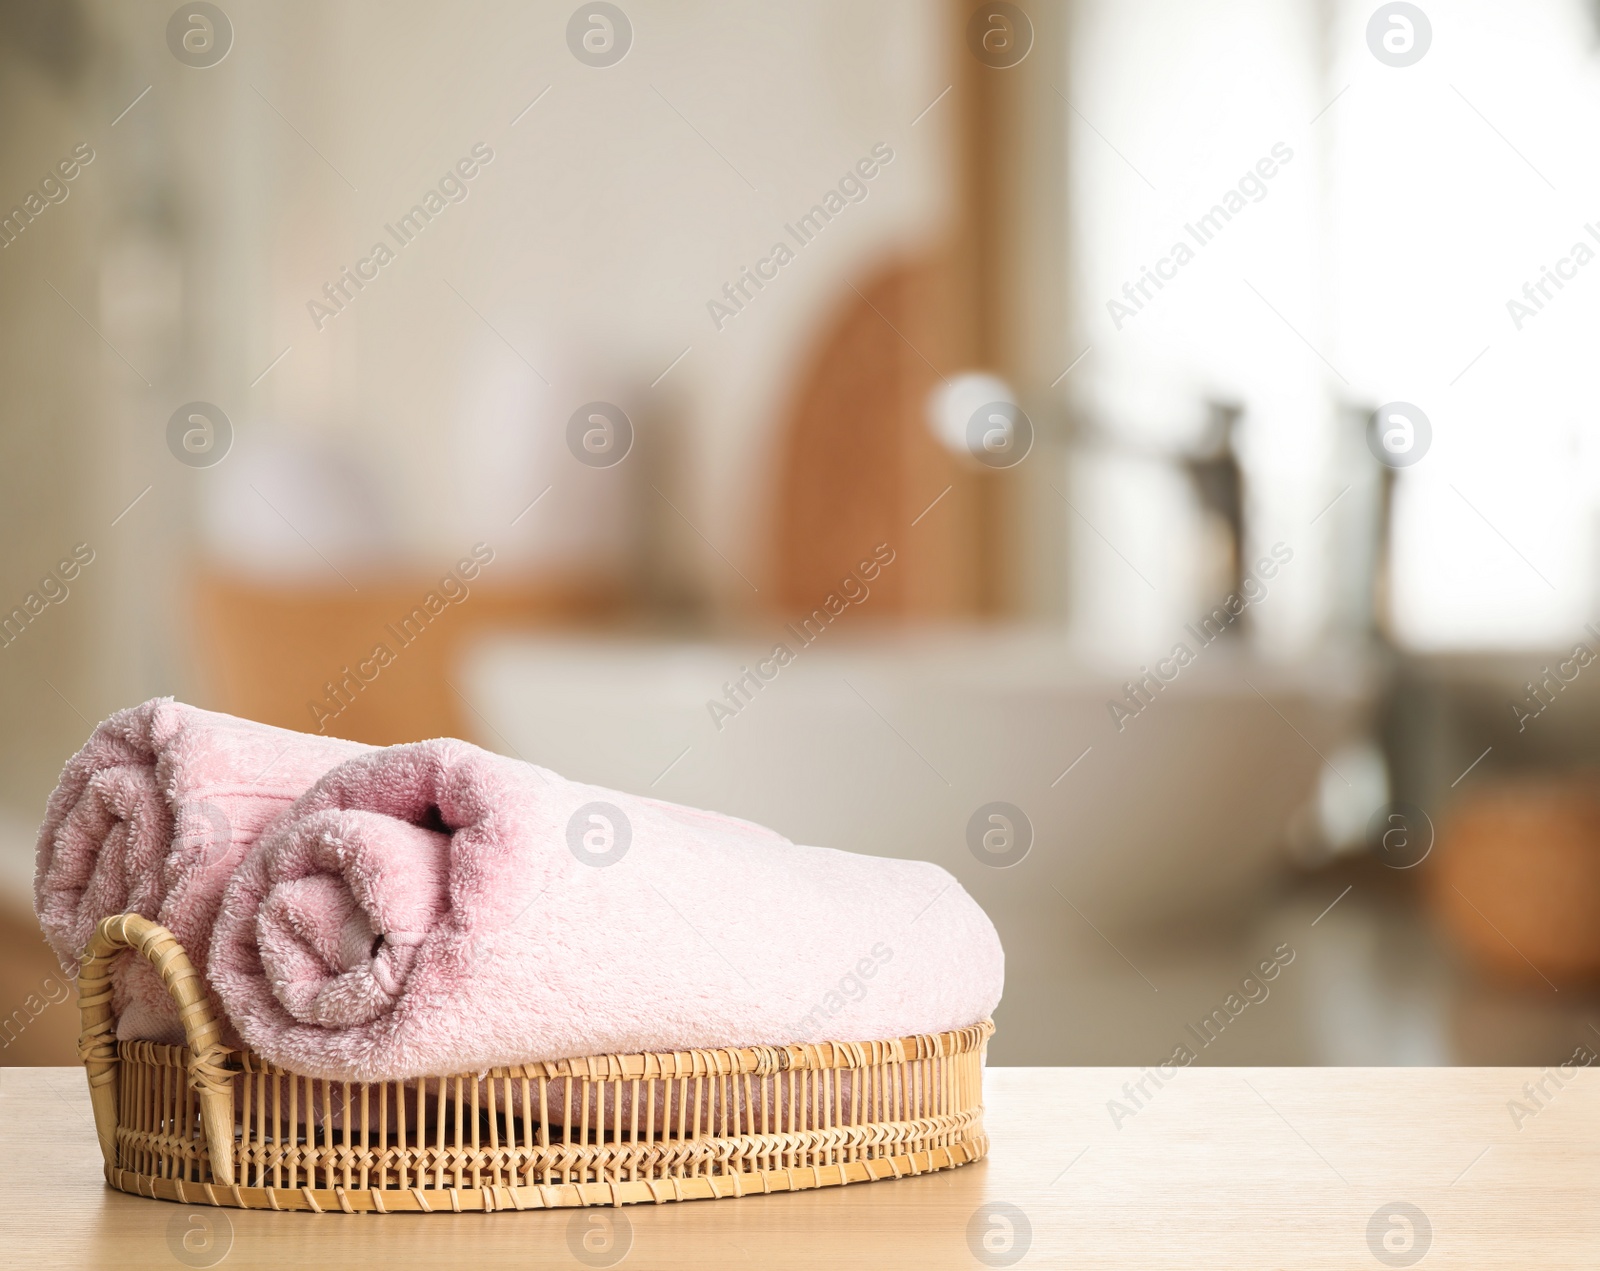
[1427,775,1600,983]
[77,914,992,1213]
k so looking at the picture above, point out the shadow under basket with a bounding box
[78,915,993,1214]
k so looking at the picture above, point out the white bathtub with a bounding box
[459,626,1372,936]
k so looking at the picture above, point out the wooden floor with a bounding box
[2,1064,1594,1268]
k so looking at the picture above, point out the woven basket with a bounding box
[1427,775,1600,983]
[77,914,992,1213]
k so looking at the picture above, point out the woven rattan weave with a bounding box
[77,913,992,1212]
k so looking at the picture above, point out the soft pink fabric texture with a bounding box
[210,739,1004,1081]
[34,699,369,1041]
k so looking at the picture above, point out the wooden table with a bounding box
[3,1064,1594,1268]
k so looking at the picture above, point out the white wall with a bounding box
[200,0,956,610]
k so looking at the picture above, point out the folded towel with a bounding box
[210,738,1003,1081]
[34,698,369,1042]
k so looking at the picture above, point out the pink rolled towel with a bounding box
[34,698,369,1042]
[210,738,1003,1081]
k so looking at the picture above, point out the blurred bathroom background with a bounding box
[5,0,1600,1067]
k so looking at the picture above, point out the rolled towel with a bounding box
[34,698,369,1042]
[210,738,1003,1081]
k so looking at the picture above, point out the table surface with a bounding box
[3,1064,1594,1269]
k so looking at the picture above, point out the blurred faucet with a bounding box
[1180,399,1245,623]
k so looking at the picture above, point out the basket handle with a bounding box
[78,914,236,1187]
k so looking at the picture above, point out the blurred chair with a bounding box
[771,256,992,618]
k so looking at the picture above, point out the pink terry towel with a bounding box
[210,739,1004,1081]
[34,698,369,1042]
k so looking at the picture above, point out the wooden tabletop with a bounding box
[3,1064,1595,1268]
